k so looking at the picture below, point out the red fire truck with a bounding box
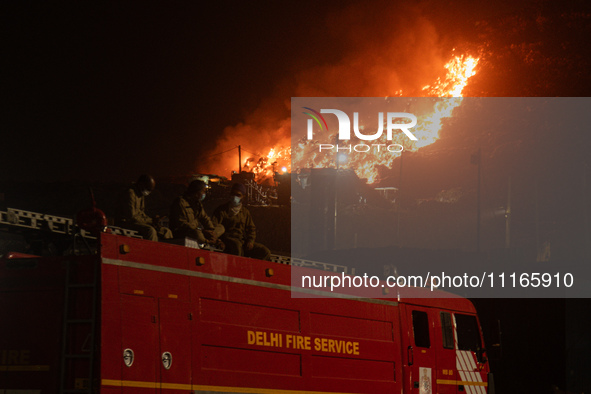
[1,230,492,393]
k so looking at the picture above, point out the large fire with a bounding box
[242,146,291,181]
[208,54,479,185]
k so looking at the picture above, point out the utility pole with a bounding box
[506,177,512,249]
[535,178,539,255]
[584,163,589,261]
[471,148,482,253]
[238,145,242,173]
[334,143,339,250]
[477,149,481,253]
[397,150,404,247]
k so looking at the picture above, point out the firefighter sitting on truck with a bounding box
[169,180,224,247]
[213,182,271,261]
[115,174,173,242]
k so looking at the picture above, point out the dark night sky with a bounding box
[3,0,591,182]
[3,1,351,181]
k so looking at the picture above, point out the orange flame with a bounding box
[241,146,291,184]
[290,54,480,183]
[208,54,479,184]
[422,55,479,97]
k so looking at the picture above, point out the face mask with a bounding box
[230,196,241,206]
[142,190,151,197]
[199,193,206,202]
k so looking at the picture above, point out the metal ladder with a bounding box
[58,256,100,393]
[0,207,142,239]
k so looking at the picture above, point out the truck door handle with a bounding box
[408,346,413,366]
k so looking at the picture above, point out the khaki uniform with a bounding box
[116,187,172,241]
[213,202,270,260]
[170,196,223,243]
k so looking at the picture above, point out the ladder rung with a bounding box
[67,319,93,324]
[60,254,98,394]
[64,354,91,359]
[68,283,95,288]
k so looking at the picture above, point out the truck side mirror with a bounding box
[477,348,487,364]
